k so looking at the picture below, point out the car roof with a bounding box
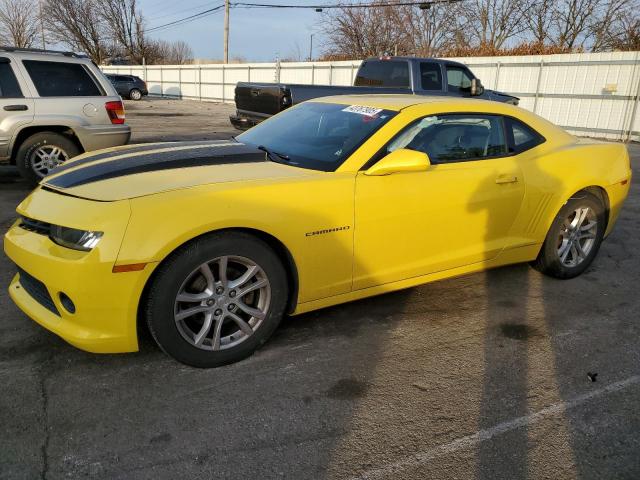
[362,56,467,67]
[312,94,495,111]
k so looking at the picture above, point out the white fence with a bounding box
[103,51,640,142]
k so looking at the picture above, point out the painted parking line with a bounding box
[355,375,640,480]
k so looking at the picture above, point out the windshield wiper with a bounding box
[257,145,291,163]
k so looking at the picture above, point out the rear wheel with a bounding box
[129,88,142,100]
[145,232,288,368]
[532,192,606,279]
[16,132,80,186]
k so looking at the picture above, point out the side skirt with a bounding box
[291,243,542,316]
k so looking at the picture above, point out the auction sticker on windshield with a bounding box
[342,105,383,117]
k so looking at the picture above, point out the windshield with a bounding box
[236,102,397,171]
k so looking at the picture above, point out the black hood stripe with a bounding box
[46,143,267,189]
[48,140,236,175]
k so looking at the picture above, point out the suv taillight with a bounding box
[105,100,125,124]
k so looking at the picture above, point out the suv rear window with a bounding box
[0,62,23,98]
[354,61,410,88]
[22,60,103,97]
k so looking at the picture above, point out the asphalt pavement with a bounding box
[1,99,639,479]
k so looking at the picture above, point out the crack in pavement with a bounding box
[38,354,55,480]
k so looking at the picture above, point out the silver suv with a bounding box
[0,47,131,185]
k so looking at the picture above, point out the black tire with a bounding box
[16,131,81,186]
[145,232,288,368]
[531,192,606,279]
[129,88,143,100]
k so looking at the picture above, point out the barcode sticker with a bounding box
[342,105,383,117]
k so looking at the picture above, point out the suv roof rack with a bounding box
[0,46,87,58]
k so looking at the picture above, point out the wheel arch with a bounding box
[136,227,300,337]
[10,126,84,164]
[533,184,611,260]
[570,185,610,230]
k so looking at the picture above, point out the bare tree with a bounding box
[101,0,151,64]
[394,2,461,56]
[0,0,40,48]
[139,39,193,65]
[458,0,530,49]
[168,40,193,64]
[519,0,556,44]
[552,0,602,49]
[44,0,109,63]
[320,3,406,59]
[590,0,639,50]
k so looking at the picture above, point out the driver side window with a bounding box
[446,66,473,94]
[387,114,508,164]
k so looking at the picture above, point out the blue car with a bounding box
[105,74,148,101]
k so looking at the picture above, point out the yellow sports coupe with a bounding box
[4,95,631,367]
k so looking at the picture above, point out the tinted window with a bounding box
[237,102,397,172]
[507,117,544,153]
[446,66,473,93]
[386,114,508,163]
[0,61,23,98]
[420,63,442,90]
[354,61,410,88]
[23,60,102,97]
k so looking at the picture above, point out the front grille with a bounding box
[19,216,51,236]
[17,267,60,316]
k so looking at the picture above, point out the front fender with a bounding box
[117,175,356,303]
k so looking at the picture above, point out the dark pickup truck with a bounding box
[230,56,519,129]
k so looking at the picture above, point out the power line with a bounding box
[145,0,461,34]
[233,0,461,8]
[146,5,225,33]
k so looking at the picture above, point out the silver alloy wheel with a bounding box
[557,206,598,267]
[30,145,68,177]
[174,255,271,351]
[130,89,142,100]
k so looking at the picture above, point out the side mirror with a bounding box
[471,78,484,96]
[364,148,430,176]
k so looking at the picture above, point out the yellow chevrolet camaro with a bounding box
[4,95,631,367]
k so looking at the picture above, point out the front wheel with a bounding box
[145,232,288,368]
[532,192,606,279]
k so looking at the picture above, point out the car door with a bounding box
[353,113,525,290]
[0,56,34,158]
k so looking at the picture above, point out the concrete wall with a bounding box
[103,52,640,141]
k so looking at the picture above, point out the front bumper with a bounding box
[3,188,153,353]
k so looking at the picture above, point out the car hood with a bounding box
[42,140,319,201]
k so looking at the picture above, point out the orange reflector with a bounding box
[112,263,147,273]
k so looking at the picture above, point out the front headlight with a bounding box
[49,225,103,251]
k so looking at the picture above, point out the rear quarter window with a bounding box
[506,117,545,153]
[0,61,23,98]
[22,60,104,97]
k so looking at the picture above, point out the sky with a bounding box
[138,0,331,62]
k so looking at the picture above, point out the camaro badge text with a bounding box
[305,226,351,237]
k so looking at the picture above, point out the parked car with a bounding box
[5,95,630,368]
[105,73,148,100]
[230,56,520,129]
[0,46,131,185]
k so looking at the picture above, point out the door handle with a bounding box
[495,175,518,184]
[3,104,28,111]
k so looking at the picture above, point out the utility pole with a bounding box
[38,0,46,50]
[223,0,230,64]
[309,34,314,62]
